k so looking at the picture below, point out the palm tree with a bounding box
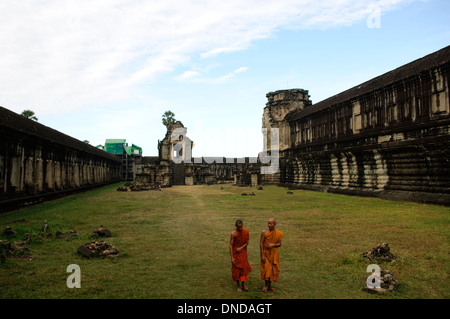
[162,110,176,127]
[21,110,38,121]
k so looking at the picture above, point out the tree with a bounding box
[162,110,176,127]
[83,140,90,144]
[21,110,38,121]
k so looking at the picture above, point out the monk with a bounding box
[260,218,283,292]
[229,219,252,292]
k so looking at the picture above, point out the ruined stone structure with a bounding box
[135,121,261,186]
[262,45,450,204]
[2,46,448,209]
[0,107,122,211]
[135,46,450,205]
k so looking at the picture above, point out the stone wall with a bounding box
[136,156,261,186]
[263,45,450,205]
[136,119,263,187]
[0,107,122,211]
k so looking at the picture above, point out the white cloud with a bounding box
[215,67,249,83]
[233,67,248,74]
[0,0,414,114]
[176,66,248,83]
[175,70,201,82]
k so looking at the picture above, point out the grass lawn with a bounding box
[0,183,449,299]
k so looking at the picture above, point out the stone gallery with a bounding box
[1,45,449,208]
[137,45,450,204]
[261,46,450,204]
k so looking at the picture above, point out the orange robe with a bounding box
[231,228,252,281]
[260,229,284,282]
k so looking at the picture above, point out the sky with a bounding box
[1,0,449,157]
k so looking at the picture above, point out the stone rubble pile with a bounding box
[2,226,16,236]
[130,182,161,191]
[2,221,120,262]
[117,182,161,191]
[379,269,398,291]
[1,225,32,263]
[77,240,120,258]
[55,229,78,240]
[361,243,400,294]
[91,225,112,238]
[1,221,81,263]
[363,268,399,294]
[39,220,53,238]
[361,243,397,262]
[37,220,78,240]
[0,239,31,263]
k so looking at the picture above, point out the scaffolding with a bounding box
[103,139,141,181]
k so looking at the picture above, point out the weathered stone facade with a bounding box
[0,107,122,211]
[135,45,450,205]
[135,121,261,187]
[3,46,448,208]
[262,45,450,204]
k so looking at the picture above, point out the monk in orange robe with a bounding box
[229,219,252,292]
[260,218,283,292]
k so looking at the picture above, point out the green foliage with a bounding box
[20,109,38,121]
[162,110,176,127]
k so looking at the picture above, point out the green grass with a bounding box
[0,183,449,299]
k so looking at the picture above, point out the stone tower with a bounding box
[158,120,186,162]
[262,89,312,151]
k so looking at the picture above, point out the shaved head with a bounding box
[267,218,276,231]
[235,219,243,232]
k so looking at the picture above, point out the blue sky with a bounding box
[1,0,449,157]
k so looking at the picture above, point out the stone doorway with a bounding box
[172,163,185,185]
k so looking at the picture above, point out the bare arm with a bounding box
[229,232,236,264]
[260,230,266,263]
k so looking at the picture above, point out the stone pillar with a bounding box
[185,176,194,185]
[340,153,350,188]
[54,161,62,190]
[330,154,339,187]
[10,154,23,191]
[251,174,258,186]
[373,150,388,190]
[346,152,358,188]
[61,163,67,189]
[45,160,54,190]
[35,157,43,193]
[0,155,5,193]
[73,163,80,188]
[24,157,34,192]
